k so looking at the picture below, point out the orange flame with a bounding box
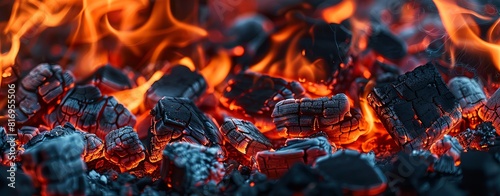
[1,0,207,82]
[110,70,163,113]
[322,0,355,24]
[434,0,500,70]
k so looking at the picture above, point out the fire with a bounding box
[322,0,355,24]
[1,0,208,81]
[434,0,500,70]
[111,70,163,113]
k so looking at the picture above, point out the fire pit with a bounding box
[1,0,500,195]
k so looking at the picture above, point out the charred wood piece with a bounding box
[447,77,486,126]
[160,142,225,193]
[219,118,272,158]
[367,63,462,151]
[104,126,146,171]
[24,123,104,162]
[368,26,407,59]
[17,126,40,145]
[145,65,207,109]
[78,131,104,162]
[83,64,133,94]
[455,122,499,151]
[21,133,86,196]
[255,136,334,179]
[430,135,463,162]
[314,149,387,195]
[479,88,500,135]
[220,72,305,126]
[148,97,223,162]
[15,63,74,123]
[272,93,366,144]
[43,85,136,139]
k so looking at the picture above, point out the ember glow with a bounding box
[1,0,500,195]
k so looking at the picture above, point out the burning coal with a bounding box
[1,0,500,195]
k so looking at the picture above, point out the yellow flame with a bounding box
[322,0,355,24]
[434,0,500,70]
[110,70,163,113]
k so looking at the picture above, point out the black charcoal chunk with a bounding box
[15,63,74,123]
[219,118,272,158]
[21,133,86,195]
[44,85,136,139]
[24,123,104,163]
[84,64,133,94]
[160,142,225,193]
[300,22,352,84]
[148,97,223,162]
[460,151,500,195]
[221,72,306,128]
[479,87,500,135]
[430,135,463,162]
[269,164,342,196]
[368,26,407,59]
[314,149,387,195]
[272,94,366,144]
[448,77,486,126]
[367,62,462,151]
[456,122,499,151]
[145,65,207,109]
[256,136,334,179]
[17,126,40,145]
[104,126,145,171]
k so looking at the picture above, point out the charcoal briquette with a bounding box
[43,85,136,139]
[447,77,486,126]
[219,118,272,158]
[21,133,87,195]
[255,136,334,179]
[220,72,306,130]
[15,63,74,123]
[479,87,500,135]
[367,62,462,151]
[368,26,407,59]
[160,142,225,193]
[17,126,40,145]
[148,97,223,162]
[145,65,207,109]
[430,135,463,162]
[314,149,387,195]
[83,64,133,94]
[272,93,367,144]
[104,126,146,172]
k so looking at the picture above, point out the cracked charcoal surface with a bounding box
[79,131,105,162]
[314,149,387,195]
[21,133,87,195]
[43,85,136,139]
[272,93,366,144]
[255,136,334,179]
[145,65,207,109]
[220,72,306,127]
[367,62,462,151]
[160,142,225,193]
[24,123,104,163]
[430,135,463,162]
[83,64,133,94]
[148,97,223,162]
[455,122,499,151]
[17,126,40,145]
[15,63,74,124]
[105,126,146,171]
[479,87,500,135]
[219,118,272,158]
[447,77,486,126]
